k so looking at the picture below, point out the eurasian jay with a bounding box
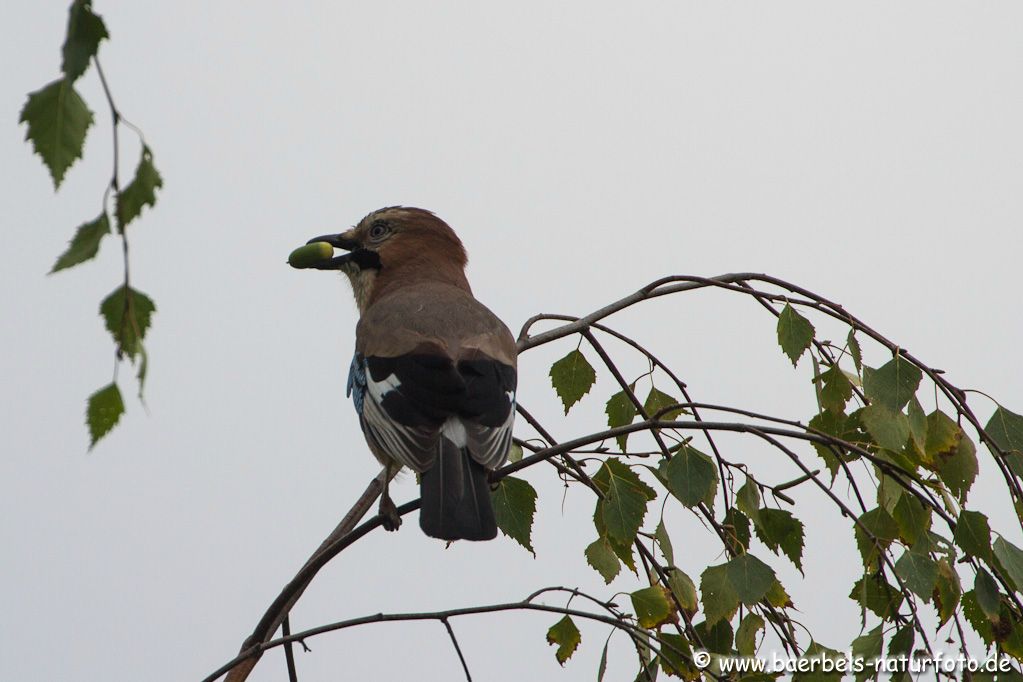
[307,207,517,541]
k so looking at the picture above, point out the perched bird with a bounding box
[307,207,517,541]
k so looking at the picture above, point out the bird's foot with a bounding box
[379,494,401,531]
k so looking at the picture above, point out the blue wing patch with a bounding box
[346,353,367,415]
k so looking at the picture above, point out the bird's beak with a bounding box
[303,232,382,271]
[298,232,359,270]
[307,233,360,251]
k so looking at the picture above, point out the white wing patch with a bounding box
[367,372,402,402]
[441,417,468,448]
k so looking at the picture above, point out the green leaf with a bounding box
[894,550,938,601]
[658,632,696,679]
[861,404,911,452]
[491,476,537,554]
[61,0,108,82]
[594,520,637,573]
[954,510,992,561]
[986,406,1023,456]
[862,356,922,412]
[585,537,621,583]
[793,641,845,682]
[662,445,718,508]
[546,615,581,665]
[725,553,777,606]
[654,519,674,566]
[117,146,163,228]
[597,638,609,682]
[507,442,522,463]
[736,480,761,520]
[935,431,978,503]
[847,330,863,372]
[99,285,156,361]
[693,618,734,655]
[851,625,883,682]
[892,494,931,547]
[644,386,685,420]
[700,563,740,626]
[853,507,899,571]
[86,382,124,448]
[632,585,674,628]
[807,411,847,479]
[752,508,805,572]
[50,213,110,273]
[993,537,1023,592]
[777,303,815,367]
[819,365,854,413]
[735,613,765,656]
[723,507,751,555]
[593,458,656,545]
[19,78,94,189]
[665,567,699,615]
[849,573,903,619]
[934,559,961,626]
[606,386,638,450]
[975,567,1002,622]
[907,397,927,456]
[549,349,596,414]
[962,590,996,645]
[887,624,914,658]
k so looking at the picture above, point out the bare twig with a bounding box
[441,618,472,682]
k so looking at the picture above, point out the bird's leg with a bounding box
[379,464,402,531]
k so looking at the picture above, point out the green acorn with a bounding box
[288,241,334,269]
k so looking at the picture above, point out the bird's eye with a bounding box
[368,221,390,241]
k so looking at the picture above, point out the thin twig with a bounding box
[281,616,298,682]
[441,618,472,681]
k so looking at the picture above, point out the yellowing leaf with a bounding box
[631,585,674,628]
[546,616,581,665]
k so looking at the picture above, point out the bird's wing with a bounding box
[349,352,461,472]
[457,354,517,470]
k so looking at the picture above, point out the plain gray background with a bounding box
[3,2,1022,680]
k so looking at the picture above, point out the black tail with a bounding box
[420,440,497,541]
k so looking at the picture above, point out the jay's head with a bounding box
[308,207,470,311]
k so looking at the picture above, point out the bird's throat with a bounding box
[343,267,377,313]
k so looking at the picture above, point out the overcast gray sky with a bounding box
[3,2,1022,681]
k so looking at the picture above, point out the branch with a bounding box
[222,467,398,682]
[207,592,697,682]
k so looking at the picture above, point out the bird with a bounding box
[306,207,517,541]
